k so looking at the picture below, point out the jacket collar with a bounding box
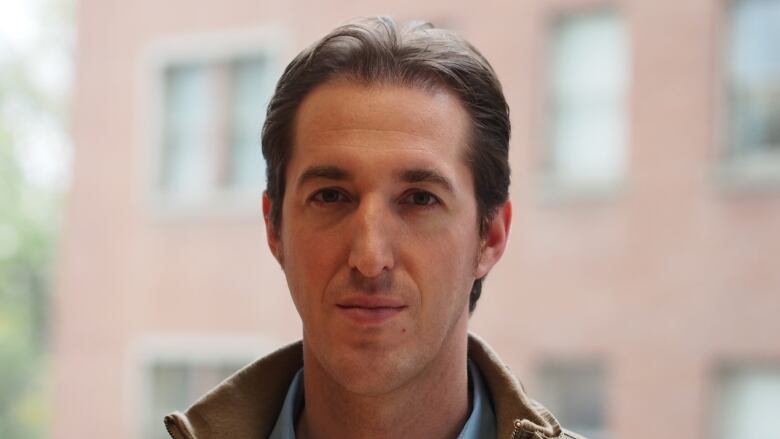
[165,333,570,439]
[466,333,565,439]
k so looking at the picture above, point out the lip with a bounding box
[336,297,407,325]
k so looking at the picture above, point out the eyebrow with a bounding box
[398,168,454,193]
[295,165,454,193]
[296,165,352,189]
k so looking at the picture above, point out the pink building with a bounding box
[55,0,780,438]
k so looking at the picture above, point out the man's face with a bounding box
[264,79,508,395]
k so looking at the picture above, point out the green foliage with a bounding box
[0,119,56,439]
[0,167,53,438]
[0,0,73,437]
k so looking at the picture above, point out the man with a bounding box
[165,17,584,439]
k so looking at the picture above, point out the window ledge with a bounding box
[717,153,780,193]
[148,189,263,221]
[537,174,625,205]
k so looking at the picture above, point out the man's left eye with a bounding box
[401,191,439,207]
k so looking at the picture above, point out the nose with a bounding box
[347,197,395,278]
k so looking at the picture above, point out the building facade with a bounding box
[54,0,780,438]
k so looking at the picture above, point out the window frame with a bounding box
[539,4,632,203]
[708,361,780,439]
[129,334,277,439]
[139,28,288,219]
[533,357,610,439]
[717,0,780,190]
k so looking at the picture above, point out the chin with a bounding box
[320,340,423,396]
[333,357,417,396]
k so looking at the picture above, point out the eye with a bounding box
[401,190,440,207]
[311,188,349,204]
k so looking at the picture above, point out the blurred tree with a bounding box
[0,122,54,439]
[0,0,73,437]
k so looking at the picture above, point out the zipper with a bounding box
[511,419,532,439]
[164,415,189,439]
[164,417,178,439]
[512,419,564,439]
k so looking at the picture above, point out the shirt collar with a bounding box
[268,368,304,439]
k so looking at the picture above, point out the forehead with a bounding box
[289,80,472,172]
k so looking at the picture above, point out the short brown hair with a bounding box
[261,17,510,312]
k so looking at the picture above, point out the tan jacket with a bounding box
[165,333,586,439]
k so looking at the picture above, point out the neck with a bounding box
[297,328,470,439]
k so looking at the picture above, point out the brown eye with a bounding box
[402,191,439,207]
[413,192,433,205]
[313,189,347,204]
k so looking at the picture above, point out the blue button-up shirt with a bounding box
[268,359,496,439]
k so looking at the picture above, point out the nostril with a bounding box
[349,252,393,278]
[348,239,394,278]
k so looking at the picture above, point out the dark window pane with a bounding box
[727,0,780,155]
[538,361,607,439]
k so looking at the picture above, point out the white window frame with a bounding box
[138,28,288,219]
[710,362,780,439]
[127,334,278,439]
[540,6,631,202]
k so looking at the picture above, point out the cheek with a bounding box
[415,214,480,263]
[407,227,479,303]
[282,225,345,305]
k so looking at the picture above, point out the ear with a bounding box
[475,200,512,278]
[262,192,283,265]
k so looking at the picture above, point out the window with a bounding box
[547,10,629,193]
[713,365,780,439]
[724,0,780,177]
[144,359,247,439]
[151,37,280,212]
[160,55,273,201]
[134,336,272,439]
[537,361,607,439]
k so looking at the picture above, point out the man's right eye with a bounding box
[312,189,348,204]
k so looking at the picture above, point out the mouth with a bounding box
[335,303,407,325]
